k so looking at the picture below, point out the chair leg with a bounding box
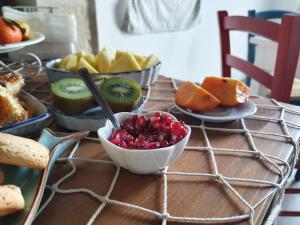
[295,169,300,181]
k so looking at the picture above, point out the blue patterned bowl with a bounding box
[53,96,146,132]
[0,91,50,136]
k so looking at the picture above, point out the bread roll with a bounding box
[0,133,49,169]
[0,185,25,217]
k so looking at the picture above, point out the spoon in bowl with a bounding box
[78,68,121,128]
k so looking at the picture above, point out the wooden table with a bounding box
[25,75,300,225]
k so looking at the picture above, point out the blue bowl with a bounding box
[53,96,146,132]
[0,91,50,136]
[45,58,161,87]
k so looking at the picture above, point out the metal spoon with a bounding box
[78,68,121,128]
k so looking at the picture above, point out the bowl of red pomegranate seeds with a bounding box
[97,111,191,174]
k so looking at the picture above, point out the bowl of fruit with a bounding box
[0,16,44,53]
[45,48,161,87]
[51,75,146,131]
[97,111,191,174]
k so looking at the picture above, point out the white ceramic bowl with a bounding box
[97,111,191,174]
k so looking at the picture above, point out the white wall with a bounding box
[270,0,300,11]
[96,0,274,83]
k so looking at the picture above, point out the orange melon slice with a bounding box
[202,76,250,106]
[175,81,221,111]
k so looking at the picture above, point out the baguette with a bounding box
[0,133,49,169]
[0,185,25,217]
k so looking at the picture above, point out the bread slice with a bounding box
[0,85,28,128]
[0,185,25,217]
[0,133,49,169]
[0,74,25,95]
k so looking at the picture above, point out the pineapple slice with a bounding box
[141,54,160,69]
[95,48,116,72]
[115,50,125,60]
[64,55,78,72]
[76,57,98,74]
[83,54,96,67]
[134,53,146,66]
[57,55,72,70]
[74,51,86,59]
[109,52,141,73]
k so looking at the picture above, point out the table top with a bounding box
[25,75,300,225]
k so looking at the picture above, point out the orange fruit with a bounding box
[175,81,221,111]
[0,17,22,45]
[202,76,250,106]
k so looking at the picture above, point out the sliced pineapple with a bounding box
[141,54,160,69]
[109,52,141,73]
[115,50,125,60]
[133,53,146,66]
[74,51,86,59]
[83,54,96,67]
[64,55,78,72]
[76,57,98,74]
[95,48,116,72]
[57,56,69,69]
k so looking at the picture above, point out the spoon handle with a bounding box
[78,68,121,128]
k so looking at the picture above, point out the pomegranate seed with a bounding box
[108,113,187,150]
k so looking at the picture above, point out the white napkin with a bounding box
[122,0,201,34]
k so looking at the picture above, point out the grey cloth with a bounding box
[122,0,201,34]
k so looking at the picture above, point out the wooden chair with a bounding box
[246,10,294,86]
[218,10,300,220]
[217,10,300,103]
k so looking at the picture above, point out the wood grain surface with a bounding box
[25,75,300,225]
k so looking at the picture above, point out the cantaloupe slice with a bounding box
[175,81,220,111]
[76,57,98,74]
[202,76,250,106]
[109,52,141,73]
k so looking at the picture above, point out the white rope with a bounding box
[34,79,300,225]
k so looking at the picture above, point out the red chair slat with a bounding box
[224,16,280,41]
[226,55,272,88]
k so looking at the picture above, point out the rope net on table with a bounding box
[25,77,300,225]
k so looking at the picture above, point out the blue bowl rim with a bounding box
[45,58,161,75]
[0,112,50,131]
[52,96,146,120]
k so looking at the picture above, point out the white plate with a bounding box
[174,100,257,122]
[0,32,45,53]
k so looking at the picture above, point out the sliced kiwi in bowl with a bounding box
[51,78,93,115]
[101,77,142,113]
[92,75,111,89]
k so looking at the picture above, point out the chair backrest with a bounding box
[218,10,300,103]
[246,10,294,86]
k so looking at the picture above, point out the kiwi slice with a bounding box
[92,75,111,89]
[101,77,141,112]
[51,78,93,115]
